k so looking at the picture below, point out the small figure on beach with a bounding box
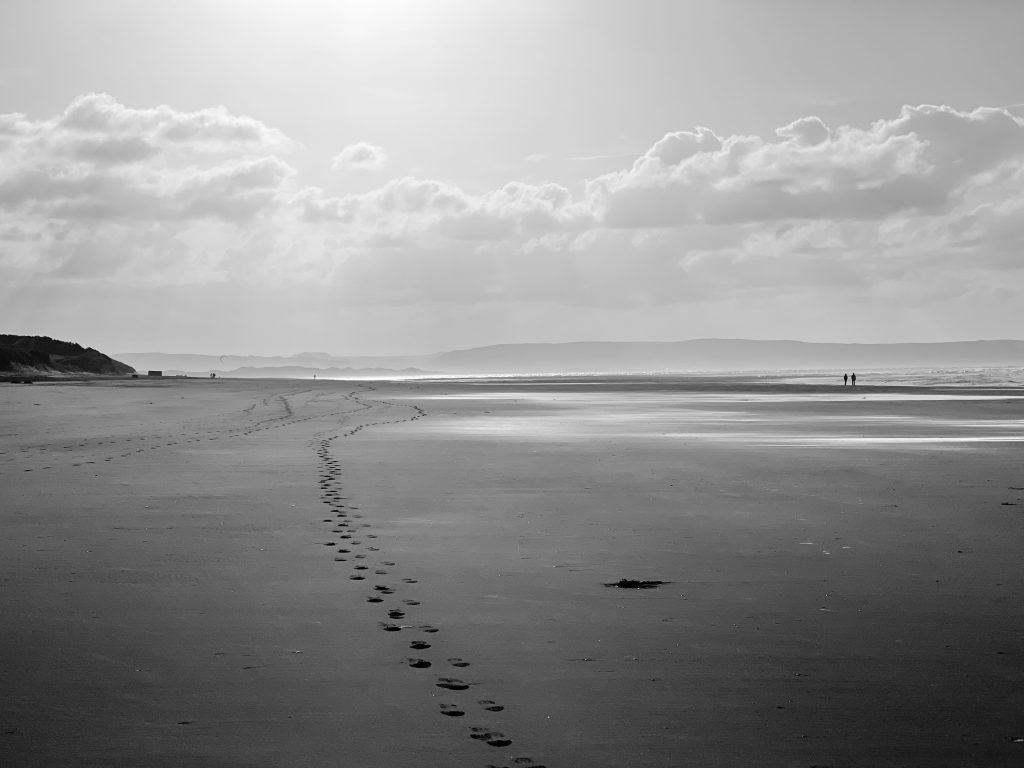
[843,373,848,386]
[851,372,857,386]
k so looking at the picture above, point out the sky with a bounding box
[2,0,1024,356]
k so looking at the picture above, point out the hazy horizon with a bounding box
[106,339,1024,383]
[3,1,1024,355]
[110,335,1024,361]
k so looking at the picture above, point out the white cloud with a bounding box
[590,104,1024,228]
[295,176,592,243]
[174,155,294,221]
[2,96,1023,334]
[331,142,387,171]
[57,93,292,153]
[775,116,830,146]
[0,93,296,223]
[0,94,298,283]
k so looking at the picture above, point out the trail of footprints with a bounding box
[4,388,367,474]
[313,388,547,768]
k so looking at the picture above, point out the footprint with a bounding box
[410,640,431,650]
[402,578,418,584]
[469,727,512,747]
[388,609,406,619]
[379,622,402,632]
[479,700,504,712]
[349,574,365,580]
[402,599,420,606]
[418,624,439,633]
[406,658,431,669]
[449,657,470,667]
[373,585,394,594]
[353,565,368,570]
[366,596,383,603]
[436,677,470,691]
[439,703,465,717]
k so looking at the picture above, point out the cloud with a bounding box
[590,104,1024,228]
[57,92,292,153]
[3,95,1024,332]
[302,105,1024,311]
[0,94,300,284]
[331,142,387,171]
[0,224,40,242]
[295,176,593,243]
[776,116,830,145]
[0,94,296,225]
[174,156,294,221]
[643,127,723,167]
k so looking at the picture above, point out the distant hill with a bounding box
[428,339,1024,374]
[115,351,434,378]
[0,335,135,376]
[118,339,1024,378]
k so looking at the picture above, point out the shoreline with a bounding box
[6,361,1022,389]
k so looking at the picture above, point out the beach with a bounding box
[1,375,1023,768]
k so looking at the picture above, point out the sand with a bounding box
[1,375,1023,768]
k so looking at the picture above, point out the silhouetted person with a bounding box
[843,373,848,386]
[851,372,857,386]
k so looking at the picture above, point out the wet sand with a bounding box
[1,376,1023,767]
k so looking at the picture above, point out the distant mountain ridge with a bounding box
[116,351,433,374]
[428,339,1024,374]
[1,335,135,375]
[118,339,1024,377]
[115,351,435,378]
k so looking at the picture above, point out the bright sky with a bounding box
[2,0,1023,355]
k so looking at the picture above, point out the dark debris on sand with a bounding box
[603,579,671,589]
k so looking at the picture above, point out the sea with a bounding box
[769,366,1024,388]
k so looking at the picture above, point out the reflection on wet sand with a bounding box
[416,384,1024,448]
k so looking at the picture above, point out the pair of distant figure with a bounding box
[843,373,857,386]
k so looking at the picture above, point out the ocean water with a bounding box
[406,367,1024,449]
[770,366,1024,388]
[396,366,1024,388]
